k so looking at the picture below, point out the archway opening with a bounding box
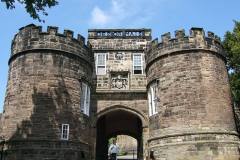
[96,109,143,160]
[114,135,138,159]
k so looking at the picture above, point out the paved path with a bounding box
[117,154,137,160]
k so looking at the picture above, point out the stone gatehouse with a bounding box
[0,24,239,160]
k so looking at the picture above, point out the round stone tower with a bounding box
[1,24,93,160]
[146,28,240,160]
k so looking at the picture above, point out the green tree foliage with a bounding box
[1,0,58,22]
[223,21,240,107]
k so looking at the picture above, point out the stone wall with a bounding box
[146,28,240,160]
[88,29,151,160]
[1,24,93,160]
[88,29,151,91]
[4,140,90,160]
[117,135,137,153]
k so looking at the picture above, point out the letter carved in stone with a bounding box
[115,52,124,60]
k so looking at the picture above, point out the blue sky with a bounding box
[0,0,240,112]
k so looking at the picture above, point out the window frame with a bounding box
[132,53,144,75]
[148,81,158,116]
[95,53,107,75]
[61,124,69,140]
[80,82,90,116]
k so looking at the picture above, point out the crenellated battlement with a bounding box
[146,28,225,67]
[17,24,87,45]
[11,24,93,65]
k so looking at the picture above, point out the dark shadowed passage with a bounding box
[96,109,143,160]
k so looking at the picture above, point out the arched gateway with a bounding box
[95,106,147,160]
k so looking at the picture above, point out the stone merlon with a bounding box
[11,24,93,66]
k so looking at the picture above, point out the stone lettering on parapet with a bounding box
[96,31,144,37]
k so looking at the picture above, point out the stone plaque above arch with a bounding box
[110,71,129,90]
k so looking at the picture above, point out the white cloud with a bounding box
[91,6,110,26]
[89,0,155,27]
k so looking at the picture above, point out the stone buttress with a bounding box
[1,24,93,160]
[146,28,240,160]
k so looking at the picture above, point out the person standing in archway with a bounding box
[108,139,120,160]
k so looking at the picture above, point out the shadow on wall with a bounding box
[2,76,90,160]
[233,103,240,133]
